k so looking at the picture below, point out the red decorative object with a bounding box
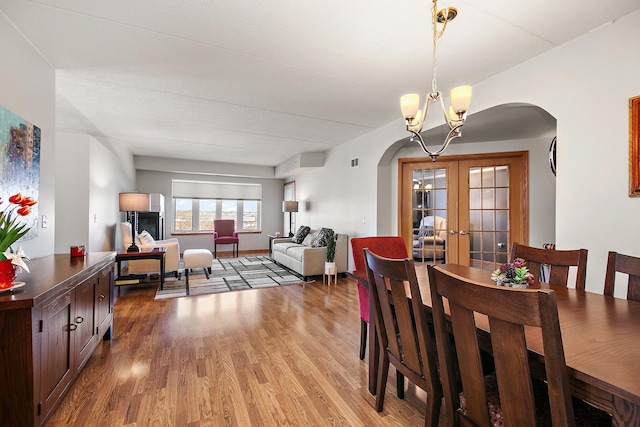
[0,260,16,289]
[70,246,86,257]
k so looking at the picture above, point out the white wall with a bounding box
[55,132,136,253]
[135,168,284,253]
[0,12,56,259]
[292,10,640,296]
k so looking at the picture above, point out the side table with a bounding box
[115,247,167,290]
[268,234,281,258]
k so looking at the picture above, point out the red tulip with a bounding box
[20,197,37,206]
[17,206,31,216]
[8,193,23,204]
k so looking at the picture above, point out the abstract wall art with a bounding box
[0,105,40,240]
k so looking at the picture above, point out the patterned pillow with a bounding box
[292,225,311,244]
[311,228,335,248]
[418,225,434,238]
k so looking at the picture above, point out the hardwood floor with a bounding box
[45,267,433,426]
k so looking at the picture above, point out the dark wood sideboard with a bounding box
[0,252,116,427]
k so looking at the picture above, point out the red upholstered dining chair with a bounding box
[604,251,640,301]
[350,236,408,360]
[213,219,239,257]
[510,242,588,290]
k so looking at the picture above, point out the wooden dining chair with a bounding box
[364,249,442,427]
[510,242,588,290]
[350,236,408,360]
[427,265,612,427]
[604,251,640,300]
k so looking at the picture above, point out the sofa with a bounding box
[272,227,348,280]
[412,215,447,262]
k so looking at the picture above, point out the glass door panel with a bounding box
[411,168,448,264]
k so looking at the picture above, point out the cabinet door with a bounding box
[75,278,97,370]
[40,289,75,420]
[96,266,113,339]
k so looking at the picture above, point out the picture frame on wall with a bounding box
[630,95,640,196]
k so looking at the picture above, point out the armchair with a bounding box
[120,222,180,277]
[412,215,447,262]
[213,219,239,257]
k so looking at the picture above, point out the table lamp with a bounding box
[119,192,151,252]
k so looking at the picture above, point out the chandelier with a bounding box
[400,0,472,161]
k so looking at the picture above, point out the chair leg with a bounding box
[424,385,442,427]
[397,371,404,399]
[359,319,368,360]
[375,354,390,412]
[204,267,209,279]
[185,268,189,286]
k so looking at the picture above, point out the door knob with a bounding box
[459,230,469,235]
[449,230,457,235]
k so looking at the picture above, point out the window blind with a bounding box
[172,180,262,200]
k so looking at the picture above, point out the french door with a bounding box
[400,151,528,270]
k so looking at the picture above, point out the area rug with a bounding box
[155,256,306,299]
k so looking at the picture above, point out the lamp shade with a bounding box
[119,192,151,212]
[282,201,299,213]
[450,85,472,113]
[400,93,420,119]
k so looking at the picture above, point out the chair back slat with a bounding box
[510,242,587,290]
[604,251,640,301]
[428,265,576,427]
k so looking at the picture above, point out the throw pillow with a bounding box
[137,230,156,246]
[418,225,434,238]
[302,233,316,246]
[311,228,334,248]
[292,225,311,244]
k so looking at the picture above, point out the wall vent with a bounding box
[350,157,359,168]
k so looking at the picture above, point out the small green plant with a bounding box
[326,233,336,263]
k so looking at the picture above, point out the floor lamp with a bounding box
[283,201,299,237]
[119,192,151,252]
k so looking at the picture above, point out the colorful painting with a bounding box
[631,96,640,196]
[0,106,40,240]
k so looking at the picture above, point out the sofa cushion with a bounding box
[312,228,334,248]
[285,245,309,263]
[274,242,301,255]
[292,225,311,244]
[302,232,316,246]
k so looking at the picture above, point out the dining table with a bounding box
[348,263,640,427]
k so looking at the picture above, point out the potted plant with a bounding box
[324,233,337,282]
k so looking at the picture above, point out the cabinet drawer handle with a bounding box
[98,294,105,302]
[69,324,78,331]
[76,316,84,323]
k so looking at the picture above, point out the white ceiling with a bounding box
[2,0,639,167]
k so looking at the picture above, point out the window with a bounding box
[173,199,261,232]
[172,180,262,233]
